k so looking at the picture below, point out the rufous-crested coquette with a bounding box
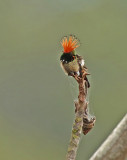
[60,35,90,88]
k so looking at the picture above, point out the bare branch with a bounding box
[66,71,95,160]
[90,114,127,160]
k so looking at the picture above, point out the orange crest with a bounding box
[61,35,80,53]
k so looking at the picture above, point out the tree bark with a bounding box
[66,71,95,160]
[90,114,127,160]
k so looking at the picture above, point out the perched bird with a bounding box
[60,35,90,88]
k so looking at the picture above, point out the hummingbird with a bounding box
[60,35,90,88]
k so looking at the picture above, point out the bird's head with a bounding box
[60,35,80,63]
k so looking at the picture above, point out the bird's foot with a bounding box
[68,71,80,79]
[82,69,90,78]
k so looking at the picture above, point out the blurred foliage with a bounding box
[0,0,127,159]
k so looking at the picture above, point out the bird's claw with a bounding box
[82,69,90,78]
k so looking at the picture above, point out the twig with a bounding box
[90,114,127,160]
[66,71,95,160]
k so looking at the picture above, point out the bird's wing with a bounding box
[76,54,90,88]
[76,55,88,70]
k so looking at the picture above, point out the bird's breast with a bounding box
[61,59,79,74]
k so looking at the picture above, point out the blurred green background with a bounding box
[0,0,127,159]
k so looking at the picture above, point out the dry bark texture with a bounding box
[90,114,127,160]
[66,70,95,160]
